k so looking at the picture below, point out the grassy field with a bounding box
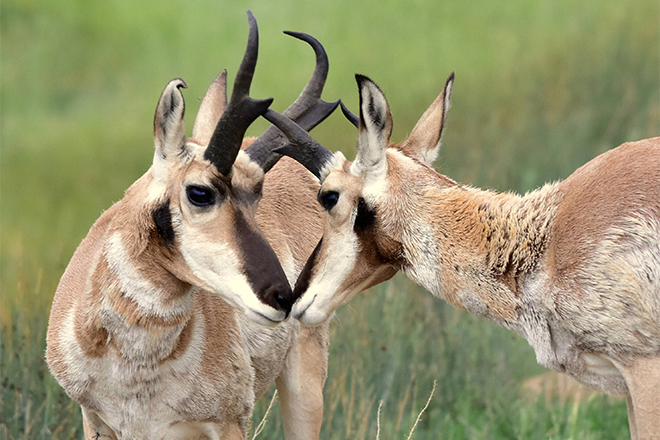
[1,0,658,438]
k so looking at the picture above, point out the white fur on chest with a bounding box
[60,305,248,438]
[517,272,628,395]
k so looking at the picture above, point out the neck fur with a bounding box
[86,185,194,362]
[401,181,561,325]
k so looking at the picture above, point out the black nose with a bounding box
[260,283,293,317]
[275,292,292,315]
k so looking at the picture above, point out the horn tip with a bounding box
[283,31,323,54]
[258,96,275,108]
[283,30,308,40]
[246,10,257,34]
[340,100,359,128]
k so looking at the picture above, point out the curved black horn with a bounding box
[204,11,273,176]
[246,31,339,173]
[279,31,335,118]
[263,108,335,180]
[340,100,359,128]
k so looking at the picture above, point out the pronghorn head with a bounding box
[127,12,337,326]
[264,73,454,324]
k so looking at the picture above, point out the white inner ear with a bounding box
[431,77,454,164]
[150,80,190,200]
[443,79,453,119]
[353,81,390,178]
[154,79,188,161]
[192,70,227,145]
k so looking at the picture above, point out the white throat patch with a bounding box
[104,232,193,319]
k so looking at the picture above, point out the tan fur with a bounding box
[387,138,660,439]
[285,74,660,439]
[615,356,660,440]
[46,74,328,439]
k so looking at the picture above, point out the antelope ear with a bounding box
[352,75,392,180]
[399,72,454,166]
[154,78,188,162]
[192,70,228,145]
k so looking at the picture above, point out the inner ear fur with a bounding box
[154,78,188,160]
[399,72,454,166]
[192,70,228,146]
[353,75,393,175]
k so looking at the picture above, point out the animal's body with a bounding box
[266,74,660,439]
[46,157,326,439]
[46,13,332,439]
[400,139,660,399]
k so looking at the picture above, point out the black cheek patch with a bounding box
[354,197,376,231]
[153,199,175,245]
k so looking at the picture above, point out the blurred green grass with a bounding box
[1,0,658,438]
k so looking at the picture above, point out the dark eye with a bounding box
[186,186,215,207]
[318,191,339,210]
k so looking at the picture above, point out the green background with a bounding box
[2,0,658,438]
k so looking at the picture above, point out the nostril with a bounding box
[275,292,292,316]
[259,283,293,317]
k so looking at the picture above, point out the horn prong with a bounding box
[340,101,359,128]
[281,31,329,116]
[245,31,339,173]
[263,109,334,180]
[204,11,273,176]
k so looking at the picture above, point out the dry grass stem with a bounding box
[252,390,278,440]
[406,380,437,440]
[375,400,384,440]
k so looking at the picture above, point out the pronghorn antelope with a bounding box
[46,12,335,439]
[265,74,660,439]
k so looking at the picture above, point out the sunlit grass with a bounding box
[2,0,658,438]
